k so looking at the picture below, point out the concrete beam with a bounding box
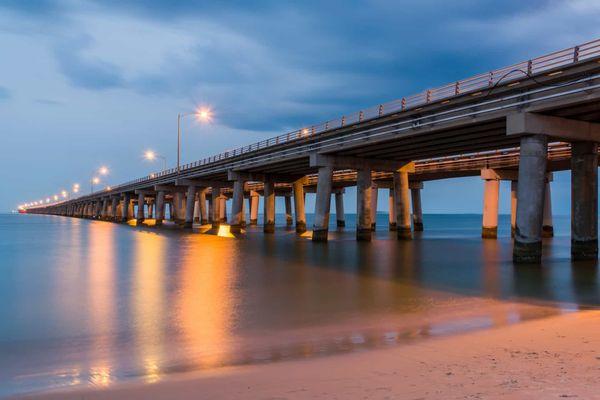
[175,178,230,188]
[507,112,600,142]
[480,169,519,181]
[309,153,413,172]
[134,189,157,196]
[154,185,188,193]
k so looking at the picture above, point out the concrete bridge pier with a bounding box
[285,195,294,226]
[571,141,598,260]
[356,168,373,241]
[155,191,165,226]
[249,191,259,226]
[94,200,102,219]
[293,178,307,233]
[230,178,245,233]
[334,189,345,228]
[510,180,518,237]
[211,188,221,229]
[312,166,334,242]
[219,195,227,222]
[183,185,197,229]
[542,179,554,238]
[110,197,118,222]
[513,135,548,263]
[241,193,247,227]
[393,169,412,240]
[370,183,378,230]
[193,199,200,223]
[121,194,131,223]
[388,188,396,231]
[481,173,500,239]
[101,198,108,220]
[198,189,208,224]
[147,201,154,219]
[136,193,145,224]
[263,180,276,233]
[410,181,424,231]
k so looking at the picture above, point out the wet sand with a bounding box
[16,310,600,400]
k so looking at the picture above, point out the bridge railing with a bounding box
[106,38,600,192]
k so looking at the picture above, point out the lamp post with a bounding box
[91,166,109,194]
[177,107,212,174]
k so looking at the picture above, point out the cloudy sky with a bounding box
[1,0,599,213]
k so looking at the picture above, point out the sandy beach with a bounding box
[14,310,600,400]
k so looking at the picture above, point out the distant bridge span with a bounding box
[25,39,600,263]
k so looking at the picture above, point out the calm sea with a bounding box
[0,213,598,397]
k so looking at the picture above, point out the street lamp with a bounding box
[144,150,167,171]
[177,106,213,174]
[91,166,109,194]
[73,183,80,194]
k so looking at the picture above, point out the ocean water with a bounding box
[0,213,598,397]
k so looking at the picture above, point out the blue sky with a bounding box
[1,0,599,214]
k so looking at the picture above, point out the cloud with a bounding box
[34,98,63,105]
[0,86,10,101]
[53,35,125,90]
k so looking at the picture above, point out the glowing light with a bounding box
[73,183,80,193]
[196,107,213,123]
[144,150,156,161]
[46,198,50,203]
[99,166,109,175]
[301,128,309,136]
[92,177,100,184]
[61,190,68,198]
[53,195,59,201]
[106,186,111,191]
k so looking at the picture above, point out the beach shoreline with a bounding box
[13,310,600,400]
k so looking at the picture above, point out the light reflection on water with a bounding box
[0,213,598,397]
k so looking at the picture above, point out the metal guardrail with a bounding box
[108,38,600,191]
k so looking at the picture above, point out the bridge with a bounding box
[24,39,600,264]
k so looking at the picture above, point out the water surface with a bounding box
[0,213,598,397]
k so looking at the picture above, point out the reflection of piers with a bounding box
[26,40,600,264]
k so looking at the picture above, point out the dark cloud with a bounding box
[0,86,10,101]
[53,35,124,90]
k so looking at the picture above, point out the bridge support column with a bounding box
[510,180,518,237]
[198,189,208,224]
[183,185,197,229]
[193,200,200,223]
[411,182,424,231]
[542,180,554,238]
[219,196,227,222]
[110,197,118,222]
[335,189,345,228]
[95,200,102,219]
[136,193,145,224]
[312,166,333,242]
[230,179,245,233]
[101,198,108,220]
[393,170,412,240]
[249,191,259,226]
[155,191,165,226]
[388,188,396,231]
[121,194,131,222]
[293,179,307,233]
[148,202,154,219]
[481,177,499,239]
[514,135,548,264]
[241,193,247,227]
[356,168,372,241]
[211,188,221,229]
[285,195,293,226]
[571,141,598,260]
[370,183,378,230]
[263,181,276,233]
